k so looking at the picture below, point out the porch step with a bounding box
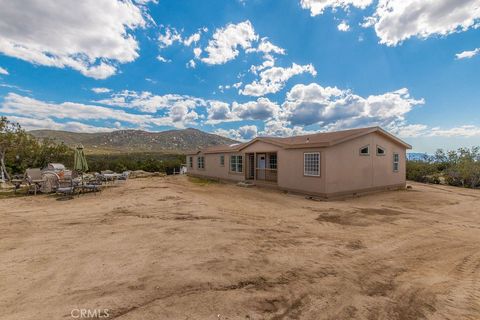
[237,181,255,188]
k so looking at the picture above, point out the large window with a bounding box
[269,154,277,169]
[393,153,399,172]
[220,155,225,166]
[188,156,193,168]
[197,156,205,169]
[230,155,243,173]
[304,152,320,176]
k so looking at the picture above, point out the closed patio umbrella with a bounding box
[74,144,89,180]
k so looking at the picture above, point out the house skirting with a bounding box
[187,173,406,200]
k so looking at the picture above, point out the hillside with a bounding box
[29,128,237,154]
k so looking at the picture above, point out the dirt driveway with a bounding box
[1,176,479,319]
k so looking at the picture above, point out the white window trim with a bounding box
[376,145,386,156]
[197,156,205,169]
[359,145,370,156]
[230,155,243,173]
[220,155,225,166]
[304,152,320,177]
[393,153,400,172]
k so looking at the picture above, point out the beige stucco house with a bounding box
[186,127,411,198]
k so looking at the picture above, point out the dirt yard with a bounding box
[0,176,479,320]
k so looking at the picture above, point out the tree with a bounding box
[0,116,28,181]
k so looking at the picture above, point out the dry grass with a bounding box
[1,176,479,319]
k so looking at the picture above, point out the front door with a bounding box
[257,154,266,180]
[247,154,255,179]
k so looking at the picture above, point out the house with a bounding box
[186,127,411,199]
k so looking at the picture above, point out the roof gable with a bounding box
[188,126,411,154]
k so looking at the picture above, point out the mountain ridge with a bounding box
[29,128,238,154]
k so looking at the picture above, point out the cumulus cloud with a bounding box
[0,0,147,79]
[206,101,237,123]
[282,83,424,129]
[1,92,206,130]
[363,0,480,46]
[300,0,373,16]
[91,87,111,94]
[241,63,317,96]
[6,115,115,133]
[232,97,281,120]
[215,125,258,141]
[337,21,350,32]
[456,48,480,59]
[201,21,258,65]
[261,120,315,137]
[158,26,183,48]
[0,67,9,75]
[95,90,207,114]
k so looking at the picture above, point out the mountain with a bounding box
[407,152,431,161]
[29,128,238,154]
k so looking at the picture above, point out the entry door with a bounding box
[257,154,266,180]
[247,154,255,179]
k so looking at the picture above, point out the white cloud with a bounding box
[1,92,157,127]
[91,87,111,94]
[300,0,373,16]
[241,63,317,96]
[206,101,237,123]
[232,97,281,120]
[246,37,286,55]
[261,120,314,137]
[282,83,424,129]
[186,59,196,68]
[6,116,115,133]
[158,26,182,48]
[394,124,480,138]
[428,125,480,137]
[1,92,207,130]
[337,21,351,32]
[364,0,480,46]
[184,32,201,46]
[0,0,147,79]
[0,67,9,75]
[95,90,207,114]
[157,55,171,63]
[215,125,258,141]
[201,21,258,65]
[193,47,202,58]
[456,48,480,60]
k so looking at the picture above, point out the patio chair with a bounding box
[25,168,46,195]
[81,175,103,194]
[55,175,79,198]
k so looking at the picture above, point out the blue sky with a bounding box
[0,0,479,153]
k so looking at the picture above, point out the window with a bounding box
[188,156,193,168]
[304,152,320,176]
[230,155,243,173]
[269,154,277,169]
[220,155,225,166]
[359,145,370,156]
[197,156,205,169]
[376,146,386,156]
[393,153,399,172]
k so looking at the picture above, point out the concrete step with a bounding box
[237,181,255,188]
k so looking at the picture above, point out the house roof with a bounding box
[187,126,411,154]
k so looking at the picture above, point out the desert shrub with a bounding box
[407,147,480,189]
